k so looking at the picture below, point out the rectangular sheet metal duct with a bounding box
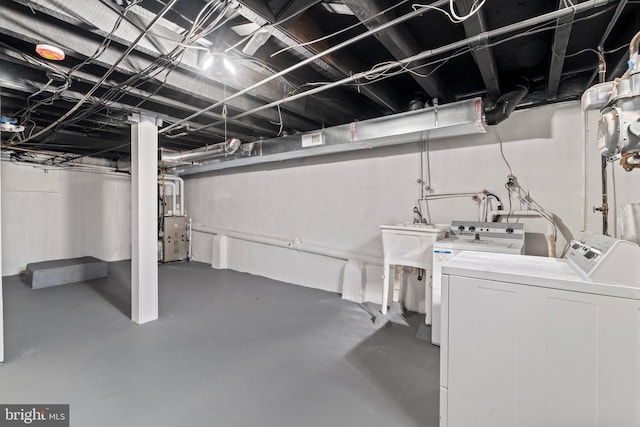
[170,98,485,175]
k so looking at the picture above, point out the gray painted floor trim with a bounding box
[0,261,439,427]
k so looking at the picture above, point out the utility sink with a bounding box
[379,223,447,267]
[379,222,447,318]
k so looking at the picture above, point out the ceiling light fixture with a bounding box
[200,53,214,71]
[224,57,236,75]
[199,51,236,75]
[35,44,65,61]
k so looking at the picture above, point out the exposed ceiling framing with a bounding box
[547,1,575,100]
[0,0,636,165]
[457,0,501,102]
[342,0,450,102]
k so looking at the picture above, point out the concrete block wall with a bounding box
[1,164,131,276]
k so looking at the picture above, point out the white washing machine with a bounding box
[430,221,525,345]
[439,232,640,427]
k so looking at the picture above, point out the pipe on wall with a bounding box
[191,224,383,266]
[160,175,184,216]
[582,111,589,231]
[161,180,178,216]
[629,30,640,58]
[3,159,128,177]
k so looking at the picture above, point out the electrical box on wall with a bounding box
[301,131,324,148]
[162,216,188,262]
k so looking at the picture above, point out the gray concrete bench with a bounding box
[25,256,108,289]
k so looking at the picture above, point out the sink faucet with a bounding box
[413,206,425,224]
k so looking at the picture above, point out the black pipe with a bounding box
[484,78,530,125]
[485,192,504,222]
[485,192,504,210]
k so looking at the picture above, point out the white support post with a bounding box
[341,259,365,303]
[0,145,4,363]
[211,234,229,270]
[129,113,160,324]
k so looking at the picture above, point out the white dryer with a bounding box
[430,221,525,345]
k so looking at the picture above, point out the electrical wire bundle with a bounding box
[4,0,143,147]
[504,176,558,239]
[7,0,233,166]
[3,0,620,158]
[178,0,617,139]
[52,0,234,159]
[414,190,498,225]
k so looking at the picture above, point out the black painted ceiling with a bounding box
[0,0,637,162]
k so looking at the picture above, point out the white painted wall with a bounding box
[1,163,131,276]
[184,101,640,309]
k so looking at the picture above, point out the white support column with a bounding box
[0,145,4,363]
[129,113,160,324]
[211,234,228,269]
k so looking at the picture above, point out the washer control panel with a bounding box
[566,232,640,286]
[450,221,524,241]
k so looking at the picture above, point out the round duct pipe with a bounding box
[161,144,225,163]
[161,138,242,163]
[484,77,530,125]
[408,92,427,111]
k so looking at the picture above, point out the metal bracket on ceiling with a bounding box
[126,113,163,127]
[433,98,439,127]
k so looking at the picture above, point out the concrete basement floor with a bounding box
[0,261,440,427]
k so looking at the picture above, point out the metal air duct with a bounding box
[169,97,486,175]
[161,138,241,164]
